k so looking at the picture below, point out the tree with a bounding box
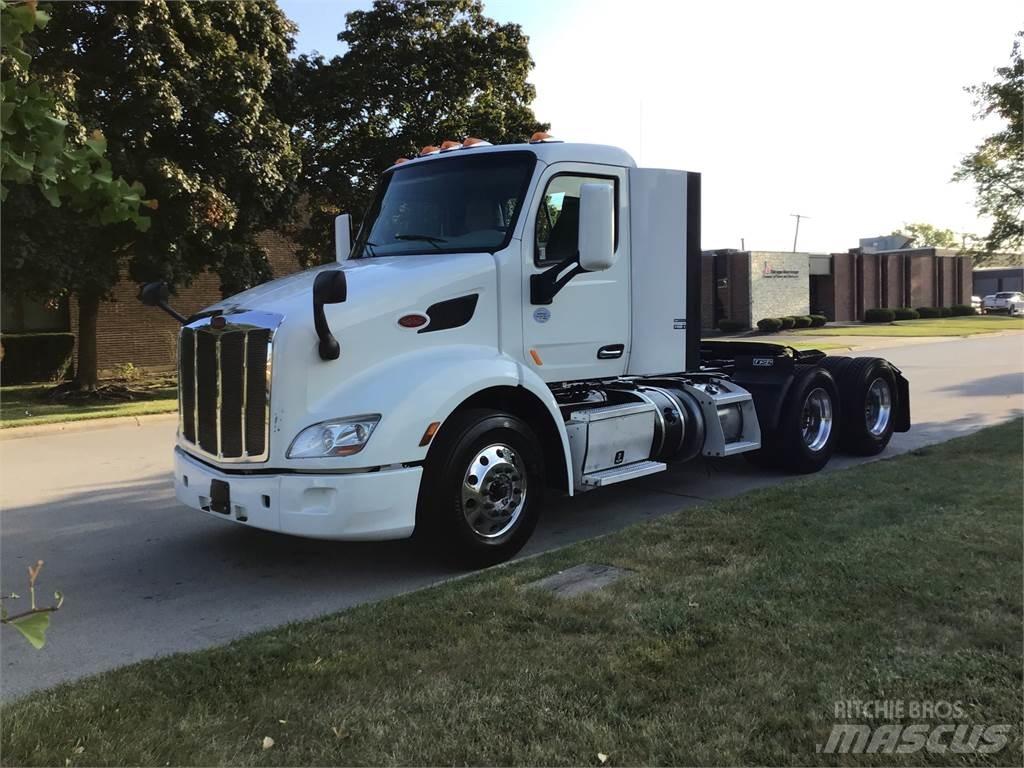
[287,0,547,266]
[954,30,1023,260]
[892,222,963,249]
[1,1,300,389]
[0,0,151,225]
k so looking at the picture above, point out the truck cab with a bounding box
[153,136,910,567]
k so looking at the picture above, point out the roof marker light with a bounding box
[418,145,440,156]
[529,131,560,144]
[394,157,409,164]
[462,137,492,148]
[439,140,461,152]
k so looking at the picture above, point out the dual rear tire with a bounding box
[749,356,898,473]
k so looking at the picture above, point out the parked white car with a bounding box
[982,292,1023,314]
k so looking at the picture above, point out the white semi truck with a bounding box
[140,135,910,567]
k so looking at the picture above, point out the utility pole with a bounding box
[790,213,809,252]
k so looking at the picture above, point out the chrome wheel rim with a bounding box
[461,443,527,539]
[801,387,833,452]
[865,377,892,437]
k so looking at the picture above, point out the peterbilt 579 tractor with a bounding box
[140,134,910,567]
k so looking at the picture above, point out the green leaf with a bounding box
[8,46,30,70]
[40,184,61,207]
[84,135,107,157]
[10,612,50,650]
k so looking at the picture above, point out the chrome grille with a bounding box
[178,311,281,463]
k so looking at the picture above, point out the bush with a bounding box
[0,333,75,384]
[756,318,783,333]
[809,314,827,327]
[950,304,976,316]
[779,316,796,330]
[940,306,953,317]
[915,306,942,319]
[864,308,896,323]
[892,307,920,321]
[717,319,749,333]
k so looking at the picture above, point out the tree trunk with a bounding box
[75,292,101,391]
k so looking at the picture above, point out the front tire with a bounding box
[416,409,544,568]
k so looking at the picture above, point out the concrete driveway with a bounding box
[2,333,1022,700]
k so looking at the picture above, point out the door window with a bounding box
[534,175,617,265]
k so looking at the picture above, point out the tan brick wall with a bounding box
[71,230,304,376]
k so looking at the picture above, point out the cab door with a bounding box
[522,163,630,382]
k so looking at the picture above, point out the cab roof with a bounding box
[388,141,637,172]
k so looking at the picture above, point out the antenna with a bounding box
[790,213,809,252]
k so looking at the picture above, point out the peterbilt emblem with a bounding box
[752,357,773,367]
[211,316,227,329]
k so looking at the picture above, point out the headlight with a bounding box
[287,415,381,458]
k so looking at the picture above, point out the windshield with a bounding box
[352,151,536,258]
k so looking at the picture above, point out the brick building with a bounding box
[2,231,304,378]
[702,247,973,330]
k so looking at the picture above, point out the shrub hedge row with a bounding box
[0,332,75,385]
[756,315,827,333]
[865,305,978,322]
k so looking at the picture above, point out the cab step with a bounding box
[581,460,667,488]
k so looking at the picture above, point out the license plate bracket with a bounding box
[210,479,230,515]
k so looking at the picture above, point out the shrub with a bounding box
[940,306,953,317]
[717,319,749,333]
[950,304,976,316]
[0,333,75,385]
[756,318,783,333]
[793,315,813,328]
[915,306,942,319]
[892,307,920,321]
[809,314,827,327]
[864,308,896,323]
[779,316,796,330]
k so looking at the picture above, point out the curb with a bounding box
[0,411,178,440]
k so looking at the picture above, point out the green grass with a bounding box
[0,381,177,429]
[790,314,1024,338]
[3,421,1022,766]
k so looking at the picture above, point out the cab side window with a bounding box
[534,175,617,265]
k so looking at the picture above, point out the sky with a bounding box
[278,0,1021,253]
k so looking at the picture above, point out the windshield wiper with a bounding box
[394,233,447,249]
[357,240,380,258]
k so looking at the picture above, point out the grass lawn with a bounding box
[706,339,852,352]
[790,314,1024,338]
[3,421,1021,766]
[0,381,177,429]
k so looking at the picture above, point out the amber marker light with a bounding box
[419,421,441,446]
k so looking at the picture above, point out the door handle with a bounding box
[597,344,624,360]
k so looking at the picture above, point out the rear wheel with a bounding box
[769,367,840,473]
[831,357,897,455]
[415,409,544,568]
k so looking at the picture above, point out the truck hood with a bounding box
[207,253,490,317]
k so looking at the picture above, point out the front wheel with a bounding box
[415,409,544,568]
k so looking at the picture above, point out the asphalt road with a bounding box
[2,333,1022,700]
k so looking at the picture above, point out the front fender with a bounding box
[279,345,572,493]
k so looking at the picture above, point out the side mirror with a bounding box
[312,270,348,360]
[138,281,187,325]
[335,214,352,262]
[578,183,616,272]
